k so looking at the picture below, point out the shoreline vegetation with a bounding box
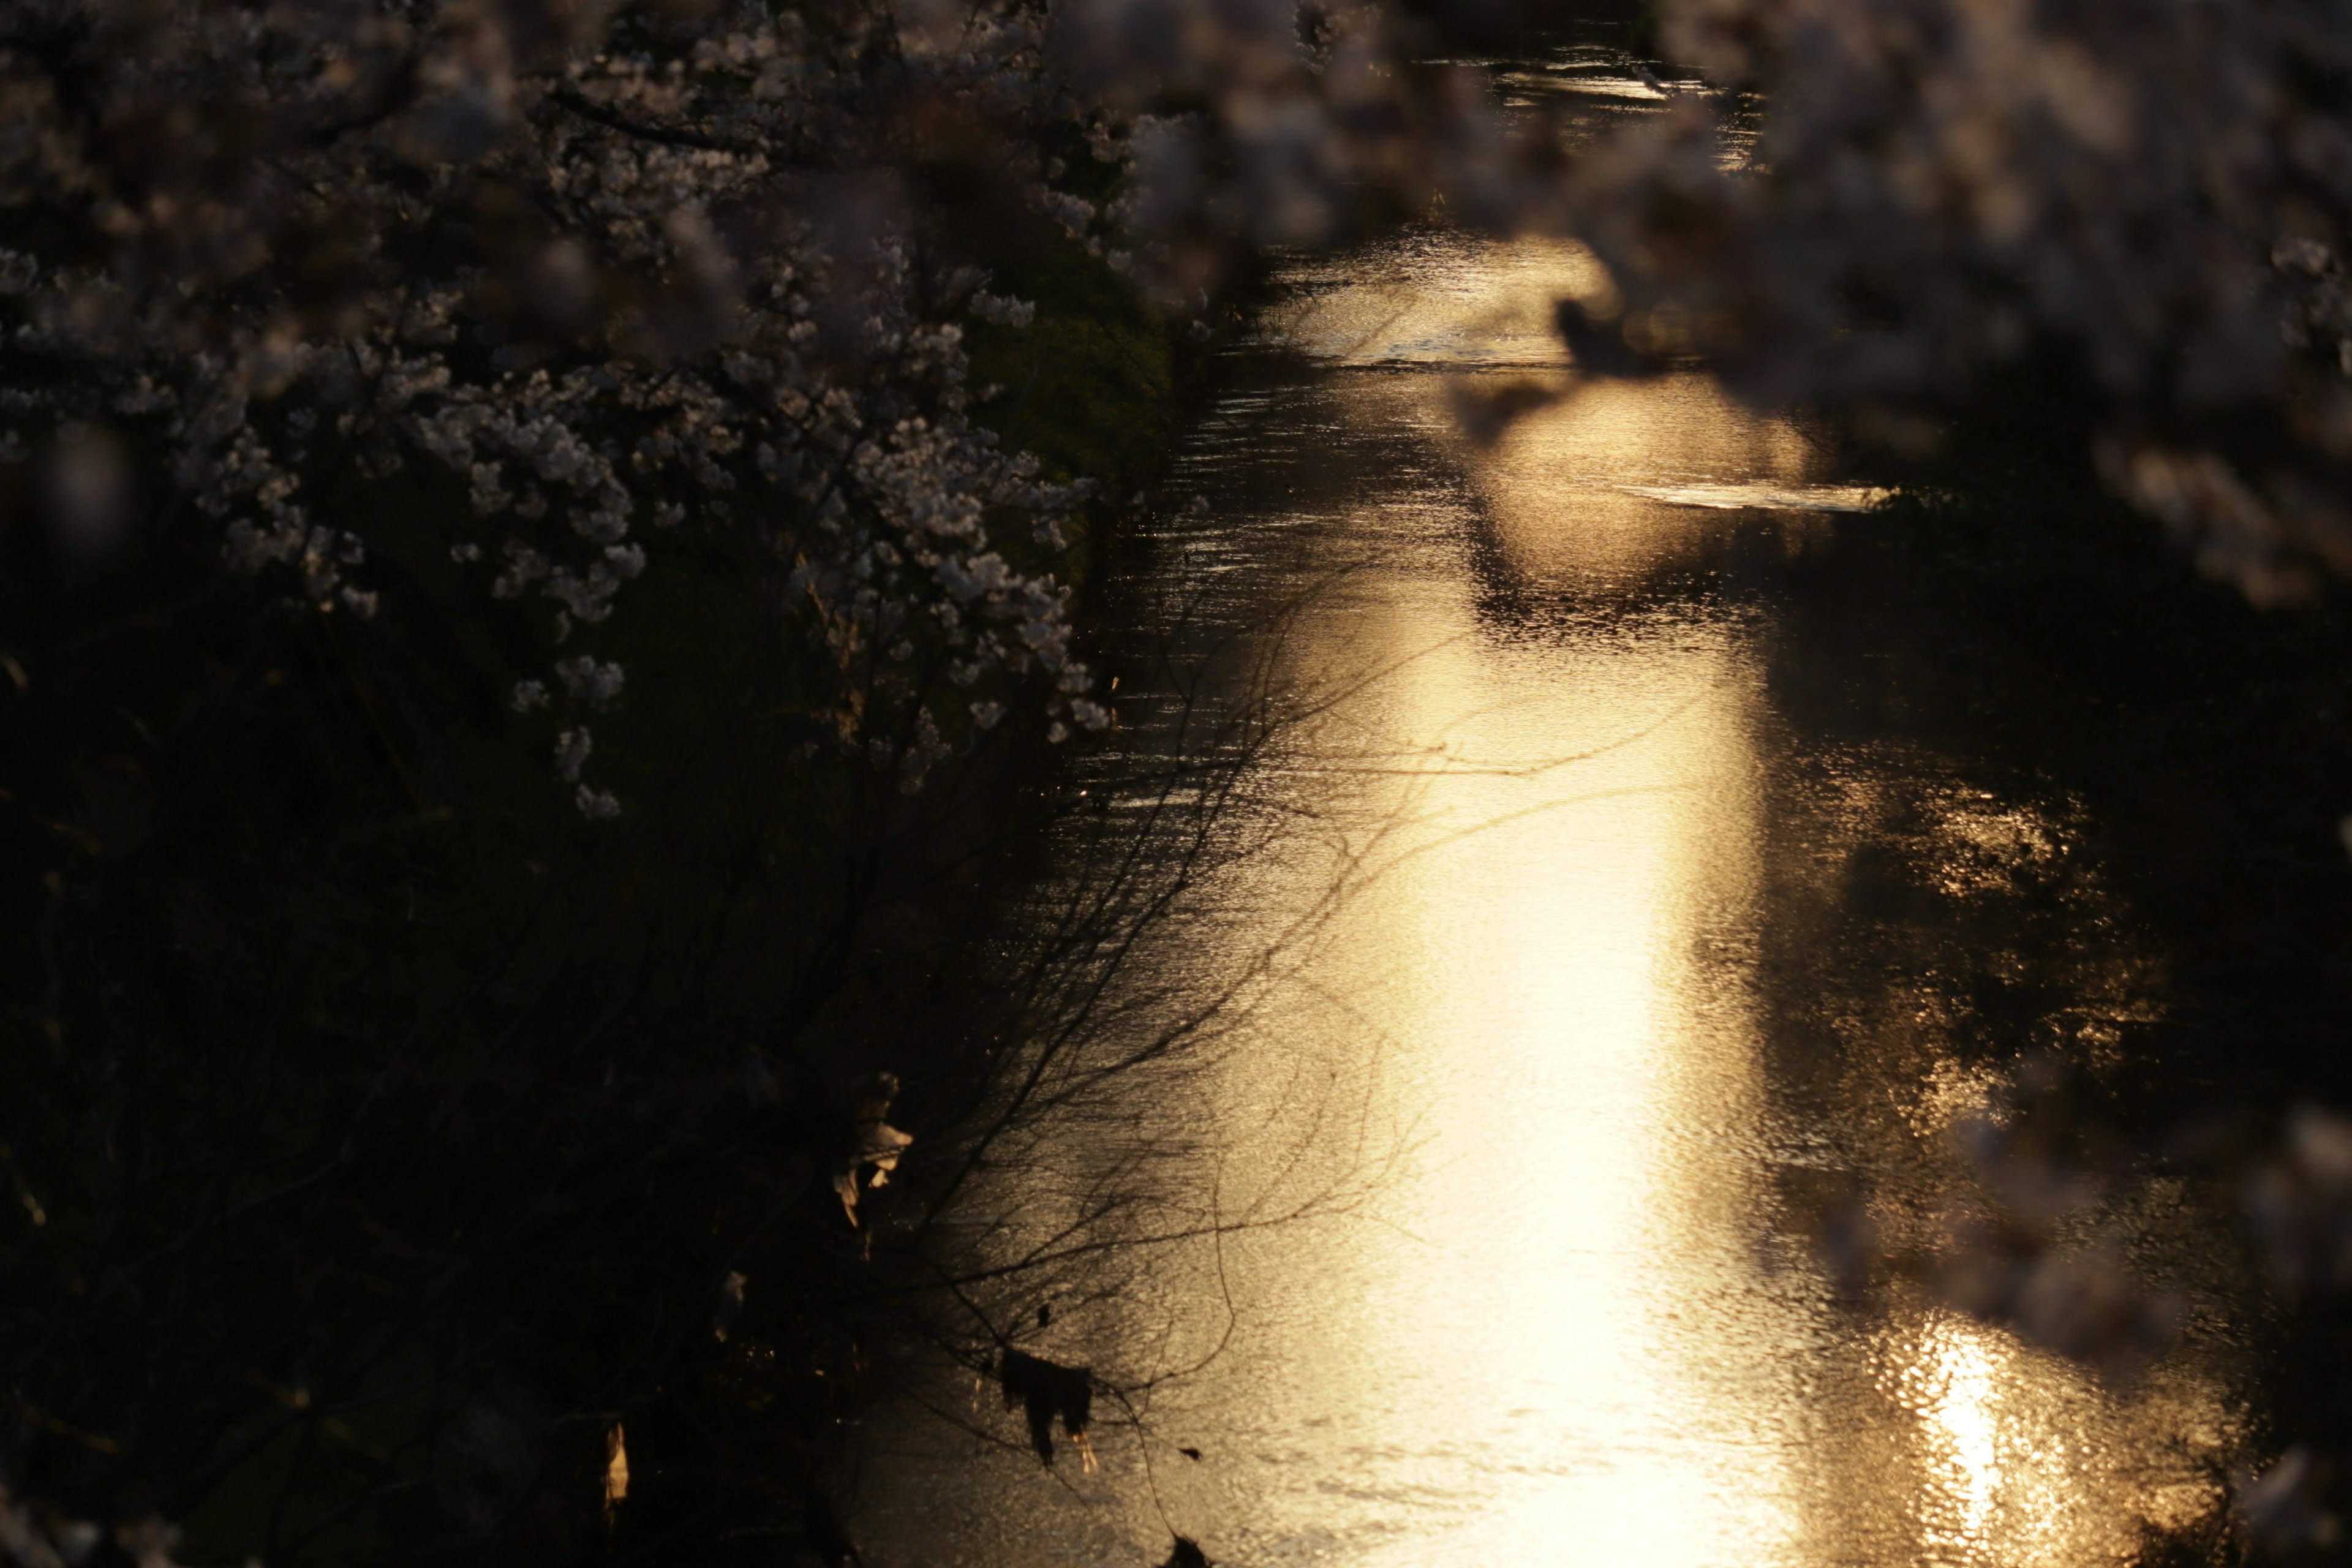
[0,197,1237,1561]
[7,1,2352,1562]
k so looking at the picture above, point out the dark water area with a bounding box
[1757,502,2352,1118]
[843,216,2352,1567]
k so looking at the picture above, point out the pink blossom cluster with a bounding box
[0,0,1139,814]
[1568,0,2352,600]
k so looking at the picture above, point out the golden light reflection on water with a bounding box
[1870,1310,2230,1567]
[861,233,2238,1568]
[1223,575,1782,1568]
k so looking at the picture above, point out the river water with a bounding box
[858,91,2263,1568]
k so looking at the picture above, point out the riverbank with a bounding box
[0,211,1224,1564]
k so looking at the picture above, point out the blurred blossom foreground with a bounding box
[6,0,2352,1566]
[2,0,2348,790]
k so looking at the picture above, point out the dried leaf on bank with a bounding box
[998,1347,1093,1468]
[834,1072,914,1227]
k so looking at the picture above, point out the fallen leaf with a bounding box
[998,1348,1092,1468]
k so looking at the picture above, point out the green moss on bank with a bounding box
[967,242,1177,504]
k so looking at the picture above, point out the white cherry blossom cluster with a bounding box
[0,0,1153,815]
[1566,0,2352,602]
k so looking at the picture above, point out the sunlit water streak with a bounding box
[857,231,2244,1568]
